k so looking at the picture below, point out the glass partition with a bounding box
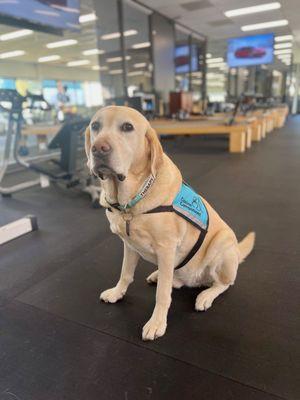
[190,36,206,104]
[174,28,190,92]
[123,1,153,96]
[94,0,124,102]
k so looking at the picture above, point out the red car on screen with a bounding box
[235,46,266,58]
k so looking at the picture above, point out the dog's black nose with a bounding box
[92,142,111,155]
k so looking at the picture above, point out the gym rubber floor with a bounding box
[1,117,299,400]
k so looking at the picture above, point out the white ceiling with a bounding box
[0,0,297,73]
[140,0,299,69]
[140,0,298,41]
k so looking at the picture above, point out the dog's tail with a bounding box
[238,232,255,262]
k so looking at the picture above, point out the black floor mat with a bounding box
[1,117,300,400]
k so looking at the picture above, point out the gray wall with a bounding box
[150,13,175,103]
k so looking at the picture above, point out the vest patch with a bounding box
[173,183,208,231]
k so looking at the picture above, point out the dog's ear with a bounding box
[145,124,163,176]
[85,126,92,168]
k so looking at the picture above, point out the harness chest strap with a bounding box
[106,181,209,270]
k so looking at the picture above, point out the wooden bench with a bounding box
[152,119,251,153]
[194,114,263,142]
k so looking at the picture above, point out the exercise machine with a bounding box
[0,89,100,206]
[0,89,42,195]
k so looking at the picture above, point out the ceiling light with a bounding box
[107,56,122,63]
[79,13,97,23]
[207,73,224,78]
[101,29,137,40]
[38,55,61,63]
[278,58,291,63]
[132,41,150,49]
[207,57,224,63]
[206,53,212,58]
[35,9,59,16]
[109,69,123,75]
[277,54,291,58]
[128,71,144,76]
[101,32,120,40]
[52,5,80,13]
[67,60,90,67]
[0,50,25,59]
[241,20,288,31]
[225,2,281,17]
[275,35,293,42]
[82,48,105,56]
[92,65,108,71]
[47,39,77,48]
[106,56,131,63]
[274,42,292,49]
[124,29,138,37]
[0,29,33,41]
[274,48,292,55]
[208,62,226,68]
[208,82,224,87]
[133,62,147,68]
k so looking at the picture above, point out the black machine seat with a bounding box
[46,118,90,178]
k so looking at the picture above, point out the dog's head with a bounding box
[85,106,163,181]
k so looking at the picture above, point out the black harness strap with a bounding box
[145,205,174,214]
[175,229,206,270]
[105,202,207,270]
[145,205,207,270]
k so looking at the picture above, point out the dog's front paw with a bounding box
[142,316,167,341]
[195,290,214,311]
[100,287,124,303]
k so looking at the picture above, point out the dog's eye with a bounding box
[91,121,101,131]
[121,122,134,132]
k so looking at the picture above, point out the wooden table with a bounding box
[152,119,251,153]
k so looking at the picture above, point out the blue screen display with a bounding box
[0,0,80,30]
[175,45,199,73]
[227,33,274,68]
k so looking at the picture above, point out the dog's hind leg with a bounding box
[195,242,239,312]
[195,282,230,311]
[146,270,183,289]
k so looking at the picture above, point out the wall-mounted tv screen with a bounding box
[175,44,199,74]
[0,0,80,31]
[227,33,274,68]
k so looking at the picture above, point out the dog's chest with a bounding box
[106,210,157,263]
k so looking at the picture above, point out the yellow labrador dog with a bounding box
[85,106,255,341]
